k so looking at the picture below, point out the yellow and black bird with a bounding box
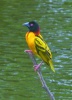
[23,21,55,72]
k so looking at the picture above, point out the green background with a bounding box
[0,0,72,100]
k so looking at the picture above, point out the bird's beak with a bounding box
[23,22,29,27]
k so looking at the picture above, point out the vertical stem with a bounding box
[25,51,55,100]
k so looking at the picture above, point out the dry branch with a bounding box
[25,51,55,100]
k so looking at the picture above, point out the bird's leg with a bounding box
[25,50,43,71]
[24,50,32,53]
[34,61,43,71]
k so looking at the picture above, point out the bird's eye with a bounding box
[30,23,34,26]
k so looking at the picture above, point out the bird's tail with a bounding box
[49,60,55,72]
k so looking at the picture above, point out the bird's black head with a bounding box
[23,21,40,35]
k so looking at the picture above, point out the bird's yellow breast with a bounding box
[25,32,37,54]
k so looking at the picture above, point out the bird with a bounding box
[23,21,55,72]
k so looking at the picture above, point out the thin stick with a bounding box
[25,51,55,100]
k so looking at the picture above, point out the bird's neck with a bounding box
[28,28,40,36]
[34,28,40,36]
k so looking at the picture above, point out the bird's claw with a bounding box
[24,50,32,53]
[34,61,43,71]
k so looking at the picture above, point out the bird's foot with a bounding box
[24,50,32,53]
[34,61,43,71]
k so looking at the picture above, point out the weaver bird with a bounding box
[23,21,55,72]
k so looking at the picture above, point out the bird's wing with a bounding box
[34,35,55,72]
[34,35,52,61]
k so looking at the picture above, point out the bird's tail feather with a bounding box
[49,60,55,72]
